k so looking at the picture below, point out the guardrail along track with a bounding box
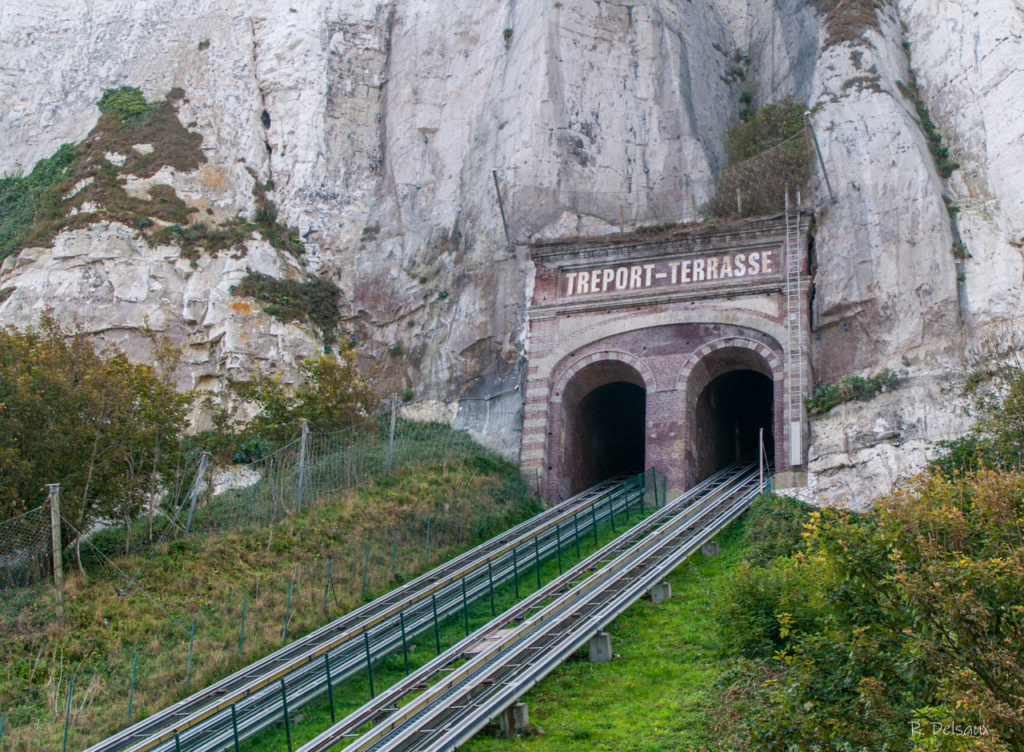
[297,463,760,752]
[90,470,662,752]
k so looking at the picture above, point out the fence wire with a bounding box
[503,126,819,243]
[0,505,52,624]
[0,408,528,626]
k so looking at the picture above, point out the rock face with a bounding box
[1,0,1021,504]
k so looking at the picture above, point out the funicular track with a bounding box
[298,463,762,752]
[90,472,659,752]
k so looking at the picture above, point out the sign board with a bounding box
[558,248,780,299]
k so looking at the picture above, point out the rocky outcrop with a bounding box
[1,0,1021,502]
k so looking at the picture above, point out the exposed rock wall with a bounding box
[1,0,1021,502]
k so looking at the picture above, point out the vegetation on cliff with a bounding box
[0,86,303,264]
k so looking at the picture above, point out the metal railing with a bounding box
[89,469,662,752]
[297,463,760,752]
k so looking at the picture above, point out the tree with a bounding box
[0,317,192,562]
[230,346,377,448]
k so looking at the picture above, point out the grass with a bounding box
[460,517,748,751]
[0,436,541,751]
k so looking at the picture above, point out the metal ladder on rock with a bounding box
[783,192,805,469]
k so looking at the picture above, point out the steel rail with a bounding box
[90,472,652,752]
[170,477,656,752]
[155,479,651,752]
[427,473,761,752]
[359,470,758,752]
[294,463,755,752]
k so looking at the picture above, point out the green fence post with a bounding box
[361,544,370,600]
[323,560,332,613]
[608,494,617,534]
[512,548,520,599]
[424,518,432,569]
[534,536,541,589]
[0,713,5,744]
[625,486,631,523]
[62,675,74,752]
[390,530,397,579]
[573,512,581,559]
[279,679,293,751]
[639,481,646,517]
[324,654,336,723]
[556,523,563,574]
[238,595,247,656]
[230,705,241,752]
[431,593,441,655]
[283,580,293,644]
[127,652,138,722]
[174,732,182,752]
[592,503,599,545]
[462,578,470,636]
[487,560,495,617]
[363,631,375,699]
[186,619,196,693]
[399,611,410,675]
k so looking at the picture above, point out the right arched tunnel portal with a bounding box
[687,347,777,483]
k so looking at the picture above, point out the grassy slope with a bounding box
[0,450,538,751]
[462,518,747,752]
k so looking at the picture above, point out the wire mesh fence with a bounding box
[503,124,822,243]
[0,505,52,624]
[0,407,534,629]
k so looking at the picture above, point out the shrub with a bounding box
[742,493,814,566]
[231,271,340,341]
[0,144,77,262]
[805,368,898,415]
[0,318,192,551]
[717,558,824,659]
[704,97,812,218]
[230,349,376,448]
[97,86,152,125]
[898,80,960,179]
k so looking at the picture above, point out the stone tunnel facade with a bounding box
[521,213,813,500]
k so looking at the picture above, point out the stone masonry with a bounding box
[523,212,812,499]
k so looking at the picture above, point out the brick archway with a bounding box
[675,336,783,391]
[521,212,812,497]
[551,349,657,404]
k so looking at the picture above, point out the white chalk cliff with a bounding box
[1,0,1021,504]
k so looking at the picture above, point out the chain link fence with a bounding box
[503,123,826,243]
[0,407,533,628]
[0,505,52,624]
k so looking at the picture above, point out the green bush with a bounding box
[716,558,824,659]
[231,271,340,340]
[0,144,77,262]
[97,86,152,125]
[724,98,806,163]
[704,97,812,218]
[742,493,814,566]
[898,80,960,179]
[806,368,898,415]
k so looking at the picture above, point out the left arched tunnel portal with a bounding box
[559,361,647,495]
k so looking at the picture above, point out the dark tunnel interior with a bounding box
[693,369,774,481]
[569,381,646,494]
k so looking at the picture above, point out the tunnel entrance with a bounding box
[560,361,647,496]
[694,370,774,478]
[687,346,777,483]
